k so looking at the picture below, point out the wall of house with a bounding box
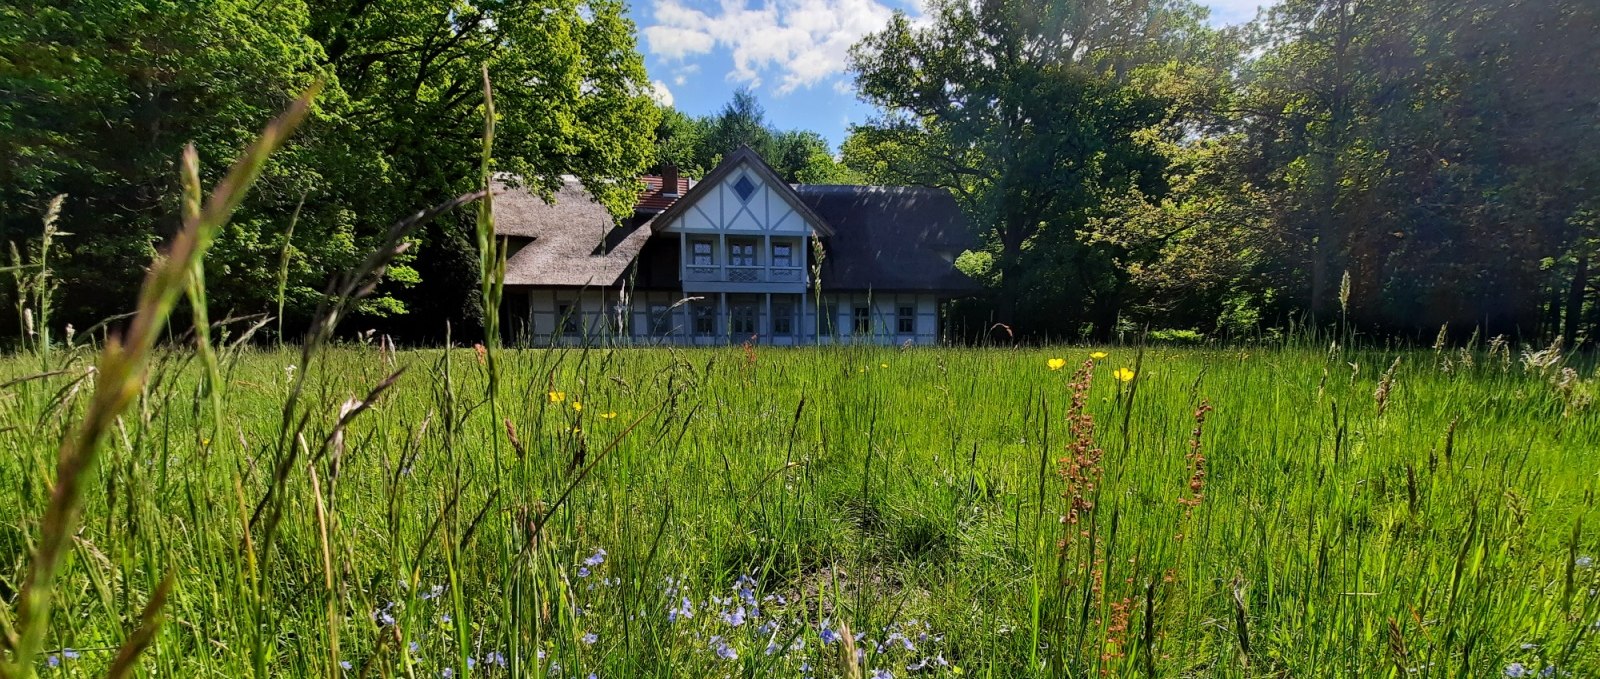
[510,288,943,346]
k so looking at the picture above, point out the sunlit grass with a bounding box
[2,340,1597,678]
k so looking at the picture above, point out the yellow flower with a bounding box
[1113,367,1136,382]
[600,412,618,420]
[548,391,565,403]
[1047,357,1067,371]
[880,363,888,368]
[572,402,582,412]
[1090,351,1108,360]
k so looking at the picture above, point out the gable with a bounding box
[654,149,834,237]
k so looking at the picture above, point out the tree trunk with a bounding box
[994,212,1029,332]
[1563,254,1589,347]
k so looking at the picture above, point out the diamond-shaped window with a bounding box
[732,174,757,202]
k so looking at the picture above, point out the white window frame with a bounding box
[729,238,757,267]
[691,239,715,266]
[896,305,915,335]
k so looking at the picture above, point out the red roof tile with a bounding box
[635,175,692,213]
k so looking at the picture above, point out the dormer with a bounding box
[650,148,833,293]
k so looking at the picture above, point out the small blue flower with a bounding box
[871,670,894,679]
[820,625,840,645]
[584,548,607,567]
[409,642,420,654]
[582,632,598,645]
[340,660,352,671]
[710,636,738,660]
[721,606,746,627]
[578,566,591,578]
[668,597,694,622]
[1506,663,1528,678]
[440,670,454,679]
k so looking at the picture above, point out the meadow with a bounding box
[2,336,1598,678]
[3,87,1598,679]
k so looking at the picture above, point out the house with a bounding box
[495,148,981,345]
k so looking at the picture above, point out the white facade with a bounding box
[517,289,942,346]
[661,158,815,295]
[505,155,953,346]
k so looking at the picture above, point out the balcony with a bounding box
[682,265,806,285]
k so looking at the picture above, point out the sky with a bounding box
[632,0,1266,148]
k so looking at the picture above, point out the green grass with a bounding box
[2,341,1597,678]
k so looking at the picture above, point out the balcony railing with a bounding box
[682,265,807,284]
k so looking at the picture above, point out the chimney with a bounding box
[662,163,681,198]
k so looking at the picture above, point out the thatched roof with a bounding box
[794,185,983,294]
[495,179,647,288]
[491,164,983,295]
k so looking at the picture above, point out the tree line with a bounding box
[3,0,1596,346]
[2,0,657,342]
[841,0,1598,344]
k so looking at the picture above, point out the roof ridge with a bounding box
[793,184,946,193]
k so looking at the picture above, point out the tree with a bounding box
[1238,0,1600,337]
[0,0,660,341]
[308,0,659,338]
[847,0,1219,336]
[700,88,776,162]
[649,91,855,184]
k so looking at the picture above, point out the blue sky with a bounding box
[631,0,1265,148]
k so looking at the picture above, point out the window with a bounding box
[772,242,793,268]
[732,174,757,202]
[691,239,714,265]
[897,305,916,335]
[557,303,578,334]
[853,305,871,334]
[730,303,757,336]
[772,303,793,335]
[692,304,716,336]
[729,239,757,266]
[650,304,673,335]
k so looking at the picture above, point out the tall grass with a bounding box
[2,92,1599,679]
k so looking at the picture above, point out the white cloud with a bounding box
[651,80,676,107]
[673,74,687,86]
[831,78,854,95]
[1204,0,1268,25]
[642,0,901,95]
[640,0,1259,98]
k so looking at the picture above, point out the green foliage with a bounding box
[2,342,1597,676]
[846,0,1229,337]
[649,89,857,183]
[1232,0,1600,336]
[0,0,659,341]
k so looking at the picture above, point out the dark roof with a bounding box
[636,175,692,212]
[494,179,647,287]
[794,185,983,294]
[652,147,835,237]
